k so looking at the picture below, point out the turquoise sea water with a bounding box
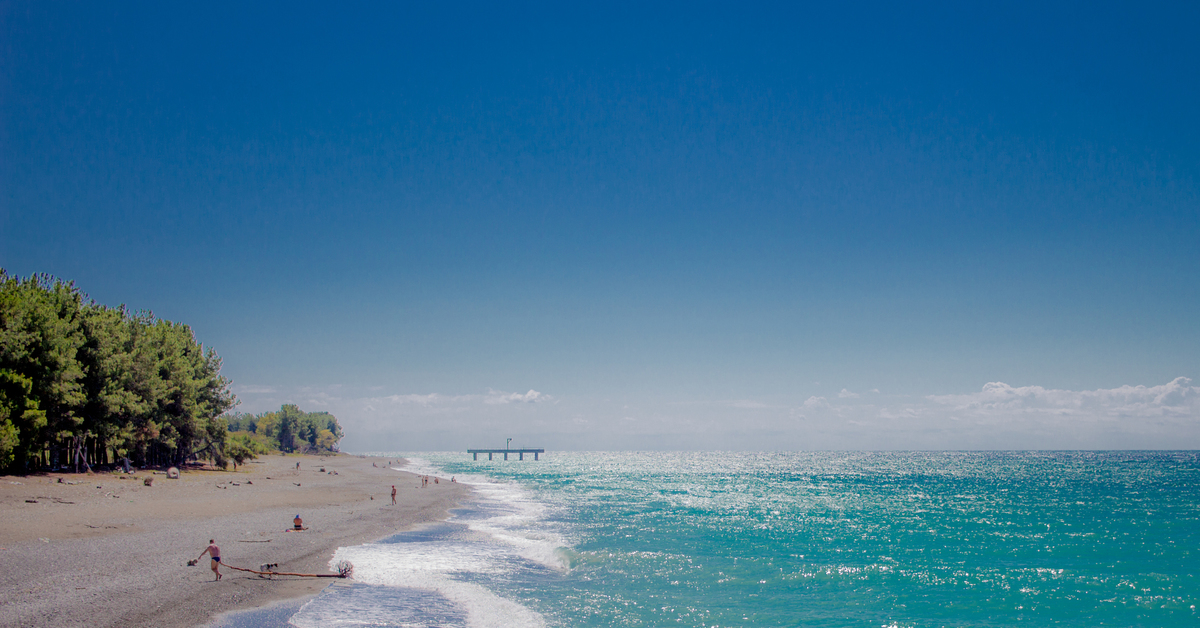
[267,452,1197,627]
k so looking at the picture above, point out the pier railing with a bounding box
[467,448,544,461]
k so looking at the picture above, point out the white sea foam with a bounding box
[294,455,561,627]
[405,456,571,572]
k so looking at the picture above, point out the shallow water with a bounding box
[241,451,1200,627]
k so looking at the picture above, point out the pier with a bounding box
[467,448,544,461]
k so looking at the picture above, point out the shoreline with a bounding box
[0,453,468,628]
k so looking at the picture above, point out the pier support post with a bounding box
[519,452,524,460]
[534,452,539,460]
[488,452,493,460]
[504,452,508,460]
[473,453,478,460]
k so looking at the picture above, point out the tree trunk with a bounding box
[73,434,92,474]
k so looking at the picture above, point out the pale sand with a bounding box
[0,453,467,628]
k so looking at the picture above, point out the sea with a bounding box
[214,451,1198,628]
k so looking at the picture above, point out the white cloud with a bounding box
[484,389,549,405]
[803,396,829,408]
[382,393,448,405]
[926,377,1200,421]
[878,406,919,420]
[233,385,276,394]
[838,388,859,399]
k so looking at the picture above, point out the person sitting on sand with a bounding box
[198,539,221,581]
[293,514,303,530]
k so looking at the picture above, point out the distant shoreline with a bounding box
[0,452,468,628]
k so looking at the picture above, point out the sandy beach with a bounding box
[0,453,467,628]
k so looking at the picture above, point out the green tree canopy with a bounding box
[0,270,238,472]
[226,404,343,453]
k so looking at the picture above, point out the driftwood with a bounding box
[221,559,353,579]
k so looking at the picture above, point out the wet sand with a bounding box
[0,453,466,628]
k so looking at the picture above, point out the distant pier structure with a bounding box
[467,448,544,461]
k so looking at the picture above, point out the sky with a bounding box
[2,1,1198,451]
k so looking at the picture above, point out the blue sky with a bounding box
[3,2,1198,450]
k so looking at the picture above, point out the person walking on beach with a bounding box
[198,539,222,581]
[391,485,397,505]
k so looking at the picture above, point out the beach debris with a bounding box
[294,482,301,487]
[143,477,153,486]
[187,559,198,566]
[246,480,253,485]
[166,467,180,479]
[219,560,353,579]
[25,499,37,503]
[39,538,49,543]
[319,467,325,472]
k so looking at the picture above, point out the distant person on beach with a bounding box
[293,514,303,530]
[296,462,300,469]
[391,485,397,505]
[451,476,455,483]
[197,539,221,581]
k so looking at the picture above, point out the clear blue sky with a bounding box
[3,1,1198,450]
